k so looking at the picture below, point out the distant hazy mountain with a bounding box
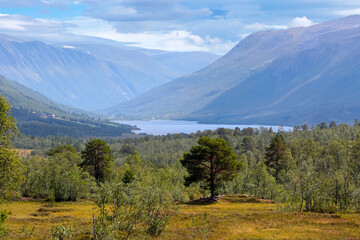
[150,51,220,77]
[0,34,219,111]
[52,43,220,78]
[0,74,133,137]
[105,15,360,125]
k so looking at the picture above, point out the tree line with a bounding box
[11,118,360,214]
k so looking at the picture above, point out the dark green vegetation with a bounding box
[81,139,114,183]
[106,15,360,125]
[181,137,239,199]
[0,75,134,137]
[0,96,24,204]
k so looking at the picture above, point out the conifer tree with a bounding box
[181,136,239,199]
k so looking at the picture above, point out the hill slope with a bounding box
[0,75,133,137]
[105,15,360,125]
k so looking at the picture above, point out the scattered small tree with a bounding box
[181,136,239,200]
[329,121,337,129]
[318,122,328,130]
[265,135,294,183]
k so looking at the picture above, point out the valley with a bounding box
[0,5,360,240]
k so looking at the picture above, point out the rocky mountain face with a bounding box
[105,15,360,125]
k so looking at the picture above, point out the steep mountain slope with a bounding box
[0,75,133,137]
[106,15,360,125]
[0,37,175,111]
[193,37,360,124]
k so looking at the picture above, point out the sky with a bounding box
[0,0,359,54]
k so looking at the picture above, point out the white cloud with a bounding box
[333,9,360,16]
[238,33,251,39]
[0,14,75,39]
[243,16,315,34]
[242,16,314,33]
[244,22,287,31]
[287,16,314,28]
[66,17,236,54]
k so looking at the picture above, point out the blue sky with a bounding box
[0,0,359,54]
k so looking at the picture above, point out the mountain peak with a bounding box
[0,33,25,42]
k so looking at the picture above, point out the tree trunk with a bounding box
[210,157,215,200]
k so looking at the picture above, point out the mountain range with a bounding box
[0,34,219,111]
[105,15,360,125]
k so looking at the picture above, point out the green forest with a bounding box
[11,118,360,210]
[1,95,360,239]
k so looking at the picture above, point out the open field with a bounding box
[2,195,360,240]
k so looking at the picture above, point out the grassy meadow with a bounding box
[3,195,360,240]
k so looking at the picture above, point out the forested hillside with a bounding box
[0,75,134,137]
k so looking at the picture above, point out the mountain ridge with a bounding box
[104,15,360,125]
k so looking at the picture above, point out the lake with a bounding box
[115,120,292,135]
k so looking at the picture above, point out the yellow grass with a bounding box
[3,200,96,239]
[16,149,33,158]
[2,195,360,239]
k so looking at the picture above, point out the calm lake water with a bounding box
[115,120,292,135]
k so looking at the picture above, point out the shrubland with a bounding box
[3,103,360,238]
[13,121,360,213]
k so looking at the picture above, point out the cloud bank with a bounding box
[0,0,359,54]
